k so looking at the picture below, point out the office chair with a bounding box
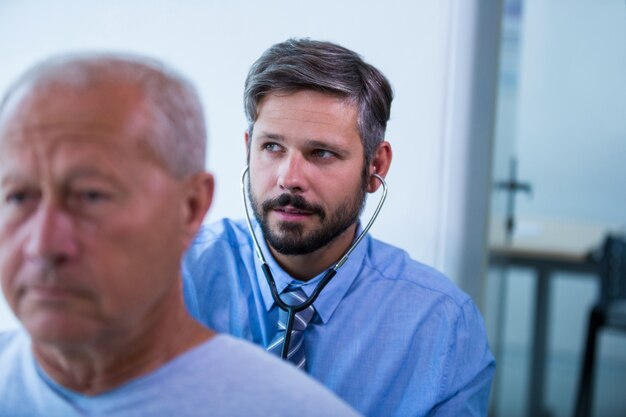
[574,234,626,417]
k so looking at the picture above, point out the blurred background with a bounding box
[0,1,624,416]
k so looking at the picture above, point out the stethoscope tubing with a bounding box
[240,166,388,359]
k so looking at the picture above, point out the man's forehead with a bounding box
[0,129,166,194]
[253,90,360,142]
[0,81,168,178]
[0,79,150,143]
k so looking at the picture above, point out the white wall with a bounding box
[437,0,500,309]
[0,0,494,329]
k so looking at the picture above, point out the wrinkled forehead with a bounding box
[0,79,166,174]
[2,77,148,137]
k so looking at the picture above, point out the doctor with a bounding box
[183,38,495,417]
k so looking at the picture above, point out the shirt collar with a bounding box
[254,220,368,324]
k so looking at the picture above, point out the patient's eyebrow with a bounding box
[0,173,32,188]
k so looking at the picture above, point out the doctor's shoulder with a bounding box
[184,218,255,266]
[364,235,472,307]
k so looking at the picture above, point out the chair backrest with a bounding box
[599,234,626,306]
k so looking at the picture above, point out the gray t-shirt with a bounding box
[0,329,360,417]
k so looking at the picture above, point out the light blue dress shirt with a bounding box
[183,218,495,417]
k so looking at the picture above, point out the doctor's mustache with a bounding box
[261,193,326,221]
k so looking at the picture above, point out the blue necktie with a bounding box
[267,287,316,370]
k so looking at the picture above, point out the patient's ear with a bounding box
[367,141,392,193]
[181,172,214,245]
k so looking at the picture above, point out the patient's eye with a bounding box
[76,190,110,204]
[4,189,40,207]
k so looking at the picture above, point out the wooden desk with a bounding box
[489,217,610,417]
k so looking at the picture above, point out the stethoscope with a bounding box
[240,166,388,360]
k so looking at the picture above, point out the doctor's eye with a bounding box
[311,149,337,160]
[261,142,284,153]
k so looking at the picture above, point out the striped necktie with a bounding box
[267,287,316,370]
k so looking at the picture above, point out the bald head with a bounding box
[0,53,207,178]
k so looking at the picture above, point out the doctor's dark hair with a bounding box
[244,38,393,165]
[0,53,206,179]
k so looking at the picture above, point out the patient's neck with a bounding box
[32,287,214,396]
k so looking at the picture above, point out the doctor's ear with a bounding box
[244,130,252,160]
[366,141,392,193]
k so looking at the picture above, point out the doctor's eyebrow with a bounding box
[255,132,285,141]
[256,132,350,155]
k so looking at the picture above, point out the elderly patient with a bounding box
[0,54,359,417]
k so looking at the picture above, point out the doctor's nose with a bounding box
[24,201,79,264]
[277,154,308,193]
